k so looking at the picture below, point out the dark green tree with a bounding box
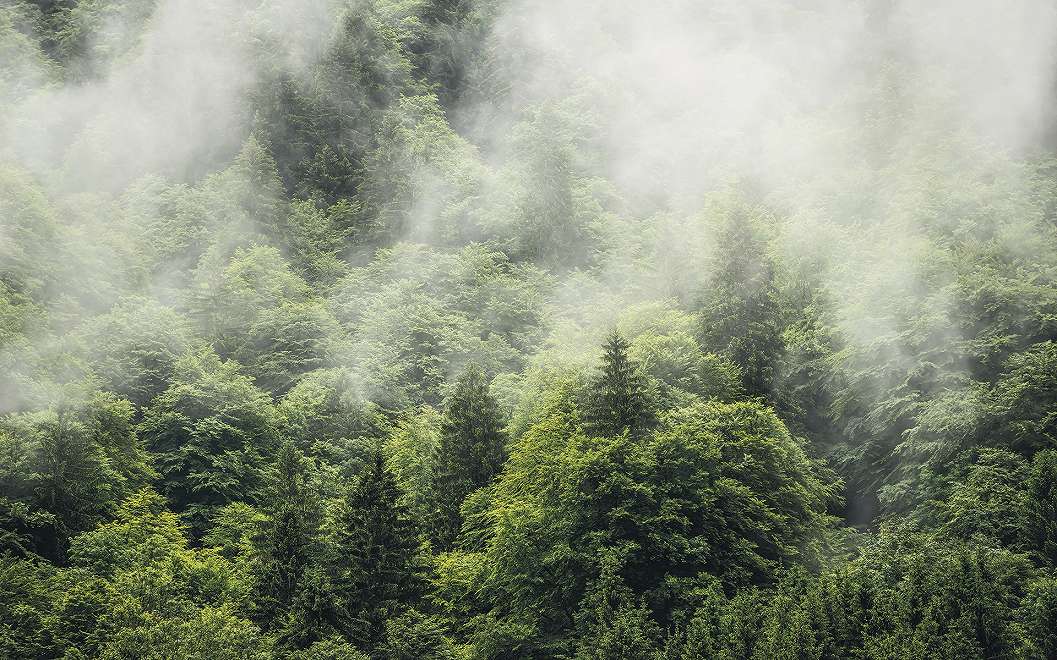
[138,349,278,535]
[1025,449,1057,565]
[0,391,152,561]
[376,609,456,660]
[431,363,507,548]
[253,441,333,648]
[331,453,424,651]
[941,448,1028,547]
[586,331,654,438]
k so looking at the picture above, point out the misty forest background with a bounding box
[2,0,1057,658]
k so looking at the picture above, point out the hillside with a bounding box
[2,1,1057,658]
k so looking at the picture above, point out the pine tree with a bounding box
[697,208,784,399]
[586,331,654,437]
[431,364,507,548]
[254,442,326,644]
[331,453,423,650]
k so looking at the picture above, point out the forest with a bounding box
[2,0,1057,658]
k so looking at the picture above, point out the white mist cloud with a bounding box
[484,0,1057,203]
[0,0,344,193]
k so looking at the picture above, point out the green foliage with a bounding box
[1025,450,1057,566]
[376,608,456,660]
[384,406,443,526]
[449,397,837,651]
[138,349,278,534]
[0,164,62,298]
[278,368,390,477]
[189,245,311,358]
[432,363,507,548]
[940,449,1028,547]
[359,93,486,243]
[329,243,549,406]
[234,300,341,395]
[628,328,742,403]
[3,488,272,659]
[0,5,56,107]
[67,488,186,575]
[0,555,54,658]
[253,443,324,640]
[586,330,655,437]
[50,0,158,80]
[990,341,1057,454]
[0,390,152,559]
[330,453,424,650]
[697,204,785,399]
[75,297,194,408]
[5,2,1057,657]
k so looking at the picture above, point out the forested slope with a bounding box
[2,1,1057,658]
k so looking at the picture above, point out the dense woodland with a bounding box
[3,0,1057,658]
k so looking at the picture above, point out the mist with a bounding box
[2,0,1057,656]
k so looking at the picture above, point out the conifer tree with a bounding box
[697,207,784,399]
[1026,450,1057,565]
[431,363,507,548]
[254,441,332,648]
[331,452,423,650]
[586,331,654,437]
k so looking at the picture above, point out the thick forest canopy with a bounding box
[2,0,1057,658]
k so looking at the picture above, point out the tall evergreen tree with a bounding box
[586,331,654,438]
[697,208,785,399]
[254,442,318,633]
[331,452,423,651]
[431,363,507,548]
[255,443,344,652]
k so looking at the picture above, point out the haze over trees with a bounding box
[2,0,1057,657]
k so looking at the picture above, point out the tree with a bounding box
[330,453,424,651]
[0,390,152,560]
[1025,449,1057,565]
[138,349,278,535]
[253,442,328,645]
[376,609,456,660]
[59,489,272,660]
[188,245,309,360]
[384,406,443,528]
[278,368,391,478]
[586,331,654,438]
[572,551,662,660]
[697,206,785,399]
[0,554,54,658]
[990,342,1057,454]
[75,296,193,408]
[941,449,1028,547]
[223,133,289,240]
[456,399,837,651]
[234,300,341,395]
[432,364,507,548]
[66,488,186,577]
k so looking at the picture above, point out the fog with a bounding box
[2,0,1056,445]
[1,0,343,192]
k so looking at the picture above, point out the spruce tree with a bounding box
[431,364,507,548]
[331,452,423,650]
[254,441,330,647]
[697,209,784,399]
[587,331,654,437]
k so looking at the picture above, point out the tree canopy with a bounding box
[2,0,1057,657]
